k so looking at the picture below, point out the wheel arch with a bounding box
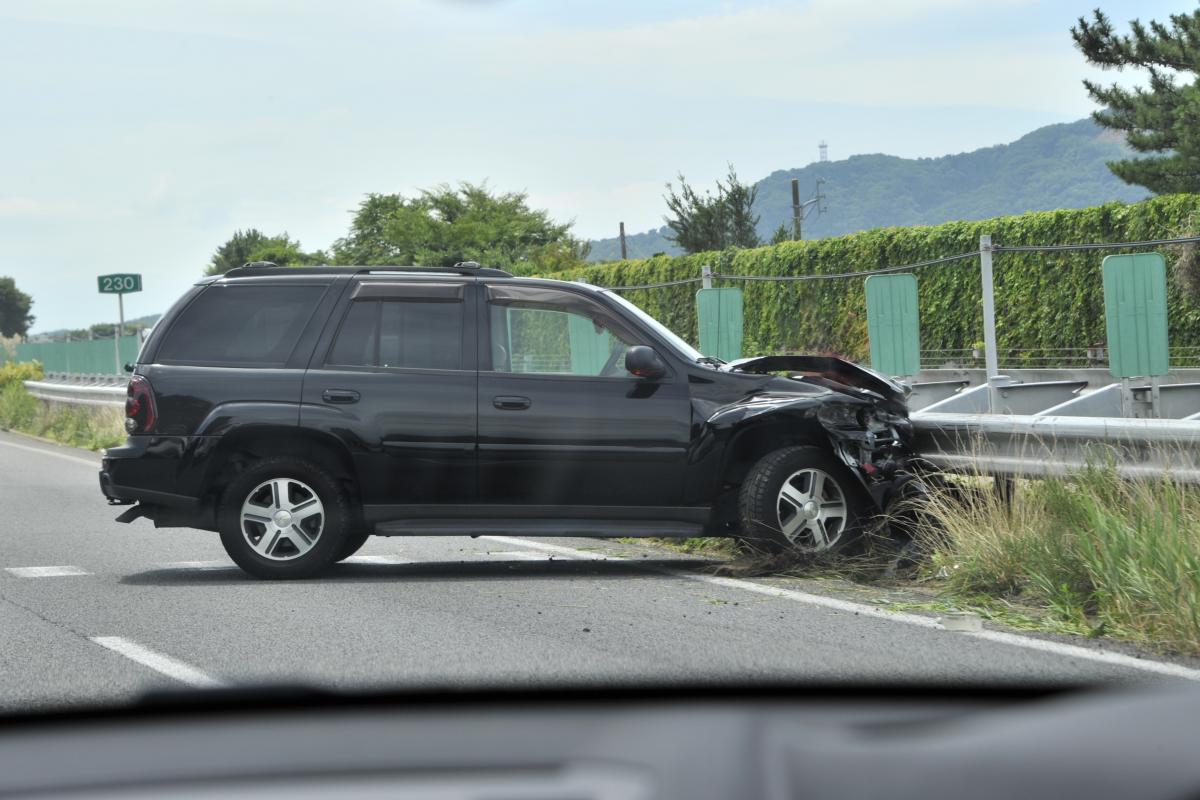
[718,412,830,488]
[199,424,360,511]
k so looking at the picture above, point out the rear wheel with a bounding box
[738,446,868,555]
[217,457,351,579]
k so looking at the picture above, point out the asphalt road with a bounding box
[2,429,1199,712]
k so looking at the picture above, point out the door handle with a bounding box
[322,389,360,404]
[493,395,531,411]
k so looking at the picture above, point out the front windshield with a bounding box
[4,0,1200,743]
[603,290,706,363]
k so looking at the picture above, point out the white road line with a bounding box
[342,555,414,565]
[5,565,91,578]
[0,438,99,468]
[90,636,227,689]
[161,561,235,571]
[484,536,1200,683]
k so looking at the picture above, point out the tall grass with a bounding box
[0,364,125,451]
[920,469,1200,654]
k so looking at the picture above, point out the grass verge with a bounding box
[0,370,126,451]
[916,470,1200,655]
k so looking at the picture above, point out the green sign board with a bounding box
[98,273,142,294]
[1102,253,1169,379]
[865,274,920,377]
[696,287,743,362]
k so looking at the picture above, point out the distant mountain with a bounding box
[586,118,1148,262]
[33,313,161,340]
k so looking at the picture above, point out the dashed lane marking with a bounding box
[90,636,228,688]
[161,561,235,571]
[341,555,414,565]
[5,565,91,578]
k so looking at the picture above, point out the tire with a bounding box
[217,457,351,579]
[738,446,869,555]
[335,527,371,562]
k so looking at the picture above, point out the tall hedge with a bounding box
[543,195,1200,362]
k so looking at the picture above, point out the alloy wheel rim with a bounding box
[240,478,324,561]
[776,468,848,552]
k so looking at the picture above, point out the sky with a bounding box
[0,0,1185,332]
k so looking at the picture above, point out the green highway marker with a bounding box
[97,273,142,375]
[98,273,142,294]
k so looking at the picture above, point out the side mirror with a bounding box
[625,346,667,379]
[123,363,134,374]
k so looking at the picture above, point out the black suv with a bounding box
[100,262,916,578]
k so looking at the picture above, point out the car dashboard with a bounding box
[1,685,1197,800]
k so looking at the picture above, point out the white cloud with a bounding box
[485,1,1089,114]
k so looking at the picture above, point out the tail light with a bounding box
[125,375,157,434]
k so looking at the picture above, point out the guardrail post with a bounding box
[979,235,1000,412]
[979,235,999,380]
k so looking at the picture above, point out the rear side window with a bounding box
[327,299,463,370]
[156,284,325,366]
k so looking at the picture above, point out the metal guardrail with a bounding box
[23,379,125,408]
[912,412,1200,483]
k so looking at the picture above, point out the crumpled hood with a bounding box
[722,355,909,410]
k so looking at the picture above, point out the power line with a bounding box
[993,235,1200,253]
[715,250,979,282]
[602,276,707,292]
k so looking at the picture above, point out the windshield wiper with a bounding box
[695,356,726,368]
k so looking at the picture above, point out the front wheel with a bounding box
[217,457,352,579]
[738,446,868,555]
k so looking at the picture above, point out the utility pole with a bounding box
[619,222,628,260]
[790,178,827,241]
[791,179,803,241]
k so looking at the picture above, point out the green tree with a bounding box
[205,228,269,275]
[663,165,760,254]
[1072,8,1200,193]
[205,229,325,275]
[768,223,792,245]
[245,234,327,267]
[327,194,408,265]
[0,277,34,338]
[331,183,587,275]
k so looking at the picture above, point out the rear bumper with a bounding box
[98,469,199,510]
[100,436,212,528]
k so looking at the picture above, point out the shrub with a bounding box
[542,195,1200,358]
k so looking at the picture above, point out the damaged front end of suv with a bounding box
[701,355,920,553]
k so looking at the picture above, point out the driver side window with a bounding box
[487,289,636,377]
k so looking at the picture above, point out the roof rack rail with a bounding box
[355,264,512,278]
[218,263,514,279]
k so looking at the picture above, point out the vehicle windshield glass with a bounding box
[603,291,705,363]
[3,0,1199,733]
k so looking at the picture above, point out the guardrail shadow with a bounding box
[119,557,722,587]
